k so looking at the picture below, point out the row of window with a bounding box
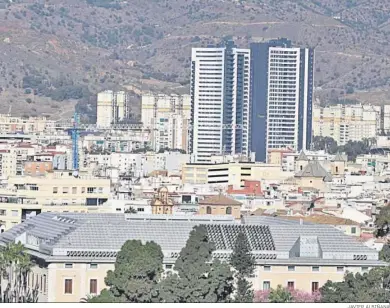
[206,206,232,215]
[262,281,318,293]
[263,265,368,272]
[53,187,104,194]
[64,278,97,295]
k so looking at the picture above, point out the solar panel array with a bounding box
[206,224,275,251]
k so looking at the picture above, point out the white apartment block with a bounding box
[189,45,251,163]
[96,90,130,127]
[142,94,191,152]
[383,105,390,134]
[313,104,381,145]
[266,47,313,153]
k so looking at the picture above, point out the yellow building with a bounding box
[0,213,384,302]
[294,160,332,191]
[151,186,174,214]
[182,162,290,186]
[0,170,111,231]
[198,194,242,219]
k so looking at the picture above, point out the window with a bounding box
[11,210,18,217]
[98,187,103,193]
[81,187,85,194]
[263,281,271,290]
[288,266,295,272]
[90,279,97,294]
[0,210,6,216]
[40,276,43,292]
[337,266,344,272]
[312,266,319,272]
[206,206,212,214]
[351,227,356,234]
[64,279,72,294]
[226,207,232,215]
[43,275,47,293]
[87,187,95,194]
[53,187,58,194]
[65,263,73,269]
[137,208,145,212]
[72,187,77,194]
[287,281,295,290]
[90,264,98,269]
[264,266,271,272]
[312,282,319,293]
[31,273,34,288]
[165,264,173,269]
[63,187,69,194]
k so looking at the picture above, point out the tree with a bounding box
[379,243,390,262]
[312,136,338,154]
[1,242,38,303]
[230,232,255,302]
[157,226,234,303]
[320,268,390,303]
[91,240,164,303]
[268,285,293,303]
[230,232,254,277]
[124,207,137,214]
[254,288,320,303]
[375,206,390,237]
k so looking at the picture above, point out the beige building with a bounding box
[0,170,111,232]
[0,149,17,179]
[0,114,56,134]
[151,187,175,215]
[182,162,291,186]
[198,194,242,219]
[313,104,380,145]
[0,213,384,302]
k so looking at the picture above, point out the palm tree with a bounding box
[1,242,36,303]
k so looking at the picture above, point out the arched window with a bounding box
[336,166,339,173]
[206,206,212,214]
[226,207,232,215]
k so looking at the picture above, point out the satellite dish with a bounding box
[73,171,79,177]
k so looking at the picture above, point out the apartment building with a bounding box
[0,213,383,302]
[141,94,191,152]
[250,39,314,161]
[0,170,111,231]
[313,104,380,145]
[0,114,56,134]
[0,150,17,179]
[96,90,130,127]
[189,42,251,163]
[181,161,289,186]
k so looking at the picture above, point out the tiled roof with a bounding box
[0,213,380,264]
[333,152,347,162]
[199,194,242,206]
[278,215,360,226]
[296,151,309,161]
[295,160,332,182]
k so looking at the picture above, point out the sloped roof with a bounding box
[296,151,309,161]
[199,194,242,206]
[0,213,382,265]
[295,160,332,182]
[333,152,347,162]
[279,215,360,226]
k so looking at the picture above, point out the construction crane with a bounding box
[71,112,80,171]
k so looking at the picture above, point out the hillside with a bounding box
[0,0,390,120]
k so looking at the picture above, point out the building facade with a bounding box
[141,94,191,152]
[189,42,251,163]
[0,213,384,302]
[250,39,314,162]
[313,104,381,145]
[96,91,130,127]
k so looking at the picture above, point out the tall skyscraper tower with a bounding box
[189,42,251,163]
[250,39,314,162]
